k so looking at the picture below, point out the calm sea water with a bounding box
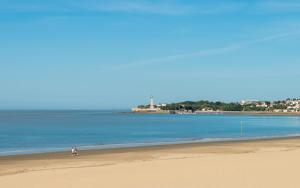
[1,110,300,156]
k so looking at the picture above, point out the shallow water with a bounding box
[1,110,300,156]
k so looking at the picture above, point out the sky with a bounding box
[1,0,300,109]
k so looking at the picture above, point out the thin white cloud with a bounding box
[243,32,293,45]
[2,1,300,15]
[75,1,253,15]
[75,1,194,15]
[0,0,246,15]
[256,1,300,12]
[0,0,190,14]
[109,32,297,70]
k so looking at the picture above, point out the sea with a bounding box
[1,110,300,156]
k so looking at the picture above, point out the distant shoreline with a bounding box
[199,111,300,116]
[131,111,300,116]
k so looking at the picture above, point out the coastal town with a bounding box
[132,97,300,114]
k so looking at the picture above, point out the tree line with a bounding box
[160,100,280,112]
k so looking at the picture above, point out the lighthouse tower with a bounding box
[150,96,154,109]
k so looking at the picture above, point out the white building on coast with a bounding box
[132,96,164,113]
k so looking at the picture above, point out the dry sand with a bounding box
[1,137,300,188]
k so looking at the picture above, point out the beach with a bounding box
[1,137,300,188]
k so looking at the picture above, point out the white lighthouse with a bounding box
[150,96,154,109]
[132,96,161,113]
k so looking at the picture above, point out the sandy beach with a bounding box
[1,137,300,188]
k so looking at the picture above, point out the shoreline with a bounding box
[132,111,300,116]
[212,111,300,116]
[1,135,300,176]
[2,136,300,187]
[1,133,300,158]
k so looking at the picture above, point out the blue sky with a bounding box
[1,0,300,109]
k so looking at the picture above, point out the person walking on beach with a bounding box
[74,146,79,156]
[71,146,79,156]
[71,147,75,156]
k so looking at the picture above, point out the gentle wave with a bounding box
[1,133,300,157]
